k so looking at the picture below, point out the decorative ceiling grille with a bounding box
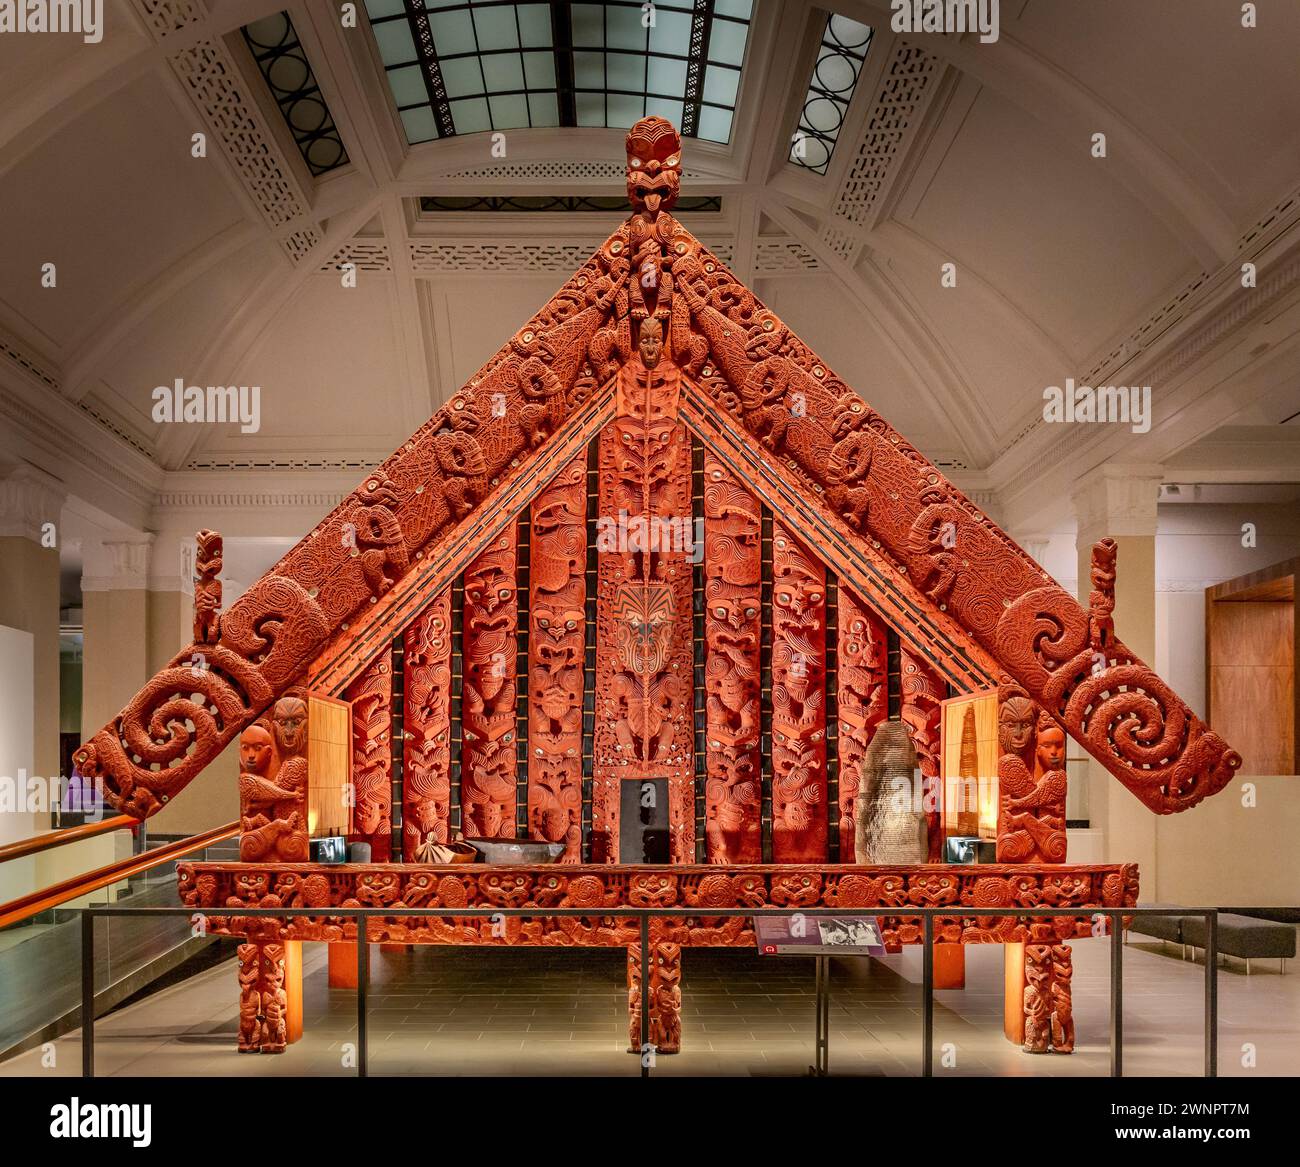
[241,12,350,176]
[365,0,752,145]
[419,194,722,212]
[789,14,872,175]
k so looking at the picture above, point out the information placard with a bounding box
[755,915,886,955]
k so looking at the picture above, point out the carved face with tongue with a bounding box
[626,115,682,220]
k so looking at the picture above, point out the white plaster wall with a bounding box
[0,624,36,904]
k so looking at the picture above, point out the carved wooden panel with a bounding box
[461,528,519,838]
[345,649,393,861]
[836,590,889,861]
[592,324,695,862]
[702,457,762,863]
[528,457,587,861]
[899,645,944,863]
[403,592,453,860]
[770,524,828,862]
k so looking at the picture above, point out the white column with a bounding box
[1072,463,1164,880]
[0,465,66,789]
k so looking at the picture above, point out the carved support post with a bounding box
[1023,942,1052,1054]
[402,592,453,859]
[771,524,828,863]
[593,328,693,862]
[1050,943,1075,1053]
[899,645,944,862]
[461,526,519,839]
[236,942,288,1054]
[236,942,261,1052]
[836,589,888,861]
[626,923,682,1055]
[346,648,393,861]
[1022,941,1074,1054]
[528,458,587,861]
[702,456,762,864]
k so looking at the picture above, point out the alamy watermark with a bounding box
[151,379,261,434]
[595,510,704,564]
[1042,378,1151,434]
[0,0,103,43]
[891,0,999,44]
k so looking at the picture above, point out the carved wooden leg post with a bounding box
[236,942,261,1053]
[1023,943,1052,1054]
[627,926,683,1056]
[259,943,289,1053]
[1049,943,1075,1053]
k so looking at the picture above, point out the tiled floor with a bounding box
[2,933,1295,1077]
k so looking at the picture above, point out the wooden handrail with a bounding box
[0,814,140,866]
[0,821,239,929]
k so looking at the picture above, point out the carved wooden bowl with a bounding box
[463,837,566,864]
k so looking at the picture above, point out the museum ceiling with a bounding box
[0,0,1298,540]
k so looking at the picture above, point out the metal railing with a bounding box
[76,904,1219,1079]
[0,822,238,930]
[0,814,142,866]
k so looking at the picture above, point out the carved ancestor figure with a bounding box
[1050,944,1075,1052]
[627,930,683,1055]
[770,525,827,862]
[461,531,519,838]
[528,458,586,861]
[836,591,888,861]
[593,318,694,861]
[237,700,307,863]
[236,943,288,1054]
[403,593,453,859]
[702,456,761,863]
[346,650,393,861]
[193,529,222,645]
[1023,943,1053,1054]
[1023,940,1074,1054]
[899,645,944,861]
[996,679,1068,864]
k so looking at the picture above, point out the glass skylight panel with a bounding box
[241,12,350,175]
[789,14,873,175]
[365,0,751,145]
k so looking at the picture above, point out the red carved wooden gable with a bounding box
[77,117,1238,828]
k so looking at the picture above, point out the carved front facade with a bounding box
[73,117,1239,1063]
